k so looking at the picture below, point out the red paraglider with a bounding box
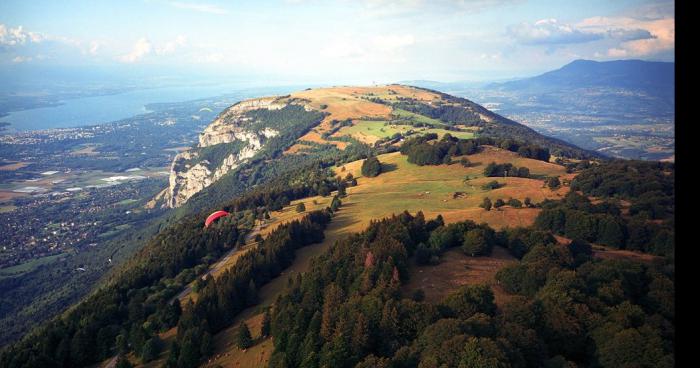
[205,210,229,228]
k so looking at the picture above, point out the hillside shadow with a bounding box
[381,163,398,173]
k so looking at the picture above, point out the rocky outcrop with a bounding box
[162,97,285,208]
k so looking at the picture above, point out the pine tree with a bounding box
[261,309,272,338]
[235,322,253,349]
[481,197,492,211]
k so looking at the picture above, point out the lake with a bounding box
[1,84,298,131]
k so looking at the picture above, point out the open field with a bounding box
[330,148,568,232]
[402,247,518,307]
[0,162,31,171]
[0,166,169,204]
[286,85,444,149]
[70,144,100,156]
[334,120,474,144]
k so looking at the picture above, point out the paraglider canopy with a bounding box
[205,210,229,228]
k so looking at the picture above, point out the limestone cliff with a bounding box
[162,97,287,208]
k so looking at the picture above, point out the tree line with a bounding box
[400,134,551,167]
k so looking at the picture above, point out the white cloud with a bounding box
[0,24,44,46]
[156,35,187,55]
[12,55,32,63]
[88,41,102,56]
[577,15,674,58]
[119,38,153,63]
[319,33,415,63]
[508,19,602,45]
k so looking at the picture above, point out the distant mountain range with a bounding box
[490,59,674,99]
[403,59,675,161]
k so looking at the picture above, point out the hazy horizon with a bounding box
[1,0,675,89]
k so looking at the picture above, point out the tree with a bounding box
[462,228,493,257]
[568,239,593,265]
[236,322,253,349]
[141,337,161,363]
[115,356,133,368]
[481,180,503,190]
[261,309,272,338]
[508,198,522,208]
[296,202,306,213]
[481,197,492,211]
[361,156,382,177]
[596,215,626,248]
[517,167,531,178]
[547,177,561,190]
[458,337,510,368]
[460,157,472,167]
[494,199,505,209]
[116,333,129,355]
[524,197,532,207]
[442,284,496,319]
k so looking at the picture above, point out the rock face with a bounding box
[163,97,284,208]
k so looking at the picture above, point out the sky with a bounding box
[0,0,675,86]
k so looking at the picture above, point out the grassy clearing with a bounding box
[553,235,660,264]
[335,120,474,144]
[402,247,518,307]
[330,147,568,232]
[392,108,444,126]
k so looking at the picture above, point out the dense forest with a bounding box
[269,211,674,368]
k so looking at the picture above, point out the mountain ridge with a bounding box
[158,84,598,208]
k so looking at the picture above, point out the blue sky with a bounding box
[0,0,675,85]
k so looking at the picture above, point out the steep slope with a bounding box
[162,96,324,207]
